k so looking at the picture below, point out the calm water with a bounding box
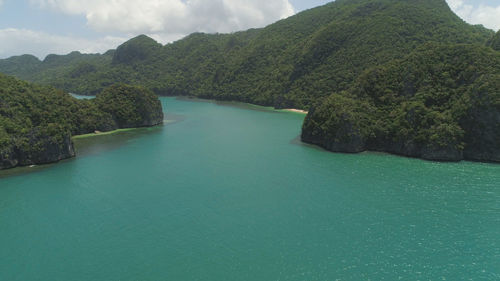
[1,97,499,280]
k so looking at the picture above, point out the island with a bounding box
[301,43,500,162]
[0,74,163,170]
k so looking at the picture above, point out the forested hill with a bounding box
[0,0,493,109]
[302,43,500,162]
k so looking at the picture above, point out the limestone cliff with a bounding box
[302,44,500,162]
[0,74,164,170]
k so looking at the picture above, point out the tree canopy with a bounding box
[0,0,493,110]
[0,74,163,169]
[0,0,498,162]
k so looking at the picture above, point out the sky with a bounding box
[0,0,499,59]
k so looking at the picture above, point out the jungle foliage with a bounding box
[0,0,494,109]
[302,43,500,161]
[0,74,163,168]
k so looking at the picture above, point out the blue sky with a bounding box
[0,0,499,59]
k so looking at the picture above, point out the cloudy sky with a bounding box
[0,0,499,59]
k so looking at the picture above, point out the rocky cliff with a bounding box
[0,74,164,170]
[0,134,75,170]
[302,44,500,162]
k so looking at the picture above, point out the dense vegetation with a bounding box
[0,74,163,169]
[0,0,493,109]
[302,43,500,161]
[0,0,498,162]
[95,84,163,128]
[487,30,500,51]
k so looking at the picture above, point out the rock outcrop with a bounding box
[0,135,75,170]
[0,73,164,171]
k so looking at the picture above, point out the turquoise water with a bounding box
[1,97,499,280]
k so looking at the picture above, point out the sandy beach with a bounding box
[282,109,309,114]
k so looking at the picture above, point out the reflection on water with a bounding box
[70,93,95,100]
[73,125,163,157]
[0,113,184,179]
[175,96,286,114]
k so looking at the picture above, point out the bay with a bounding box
[1,97,499,280]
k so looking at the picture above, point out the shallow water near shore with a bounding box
[1,97,499,280]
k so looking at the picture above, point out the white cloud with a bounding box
[4,0,296,58]
[4,0,497,59]
[447,0,500,31]
[0,28,127,59]
[30,0,295,34]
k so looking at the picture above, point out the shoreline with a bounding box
[72,121,171,140]
[72,128,136,140]
[175,96,309,115]
[280,108,308,114]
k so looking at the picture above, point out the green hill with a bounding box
[112,35,162,65]
[0,51,114,95]
[0,54,41,79]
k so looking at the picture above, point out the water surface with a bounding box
[1,97,499,280]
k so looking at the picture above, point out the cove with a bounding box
[0,97,499,280]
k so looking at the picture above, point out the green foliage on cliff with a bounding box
[302,43,500,161]
[0,74,91,152]
[0,73,106,167]
[0,74,164,169]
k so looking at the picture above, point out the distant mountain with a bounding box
[0,54,41,79]
[0,0,498,162]
[112,35,162,65]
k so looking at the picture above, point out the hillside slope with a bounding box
[0,0,493,108]
[302,43,500,162]
[487,30,500,51]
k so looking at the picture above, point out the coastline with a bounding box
[72,120,172,140]
[175,96,309,115]
[1,127,147,175]
[72,128,136,140]
[280,108,308,114]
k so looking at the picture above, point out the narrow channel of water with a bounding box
[1,97,499,280]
